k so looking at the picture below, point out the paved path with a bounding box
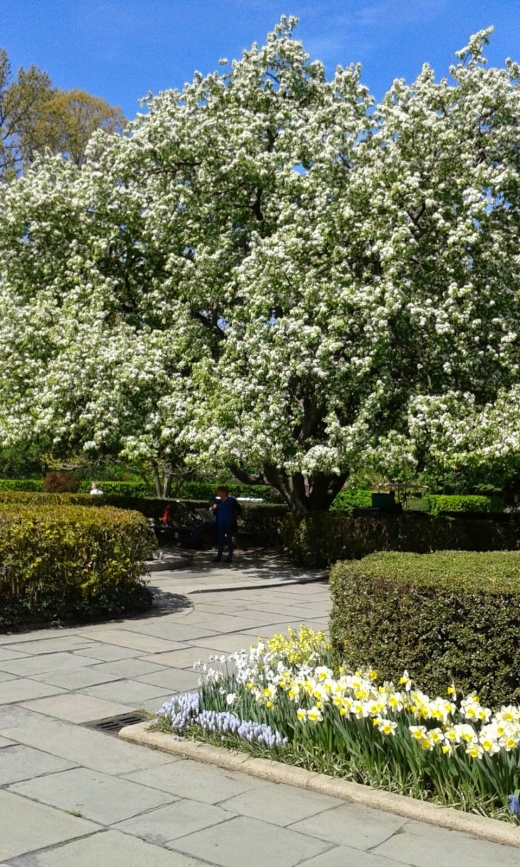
[0,554,518,866]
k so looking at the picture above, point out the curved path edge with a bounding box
[119,721,520,850]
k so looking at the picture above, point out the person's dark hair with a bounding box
[216,485,230,495]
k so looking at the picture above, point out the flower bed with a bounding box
[154,627,520,823]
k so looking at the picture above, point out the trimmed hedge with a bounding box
[77,480,151,497]
[281,512,519,568]
[0,504,154,629]
[331,489,504,515]
[0,492,287,546]
[330,489,372,512]
[330,551,520,707]
[0,479,43,492]
[429,494,503,515]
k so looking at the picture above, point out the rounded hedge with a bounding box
[330,551,520,708]
[0,504,155,629]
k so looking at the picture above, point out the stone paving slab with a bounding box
[189,632,262,653]
[0,671,18,682]
[29,667,128,690]
[113,798,237,845]
[79,657,168,679]
[1,717,179,775]
[4,636,95,655]
[70,642,150,661]
[289,802,407,850]
[135,668,202,693]
[7,829,205,867]
[370,819,520,866]
[218,782,342,827]
[9,766,177,825]
[123,758,270,804]
[0,678,66,705]
[82,678,173,705]
[0,789,99,861]
[140,647,227,669]
[74,629,187,654]
[0,651,94,677]
[0,744,76,785]
[170,814,332,867]
[298,847,403,866]
[0,735,15,748]
[122,622,219,642]
[0,648,32,661]
[19,693,136,724]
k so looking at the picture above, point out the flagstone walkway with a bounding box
[0,554,518,865]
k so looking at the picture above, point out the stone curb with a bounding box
[119,722,520,850]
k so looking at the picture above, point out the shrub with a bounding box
[330,488,372,512]
[430,494,503,515]
[330,551,520,707]
[0,479,43,492]
[281,512,519,568]
[330,489,504,515]
[0,504,154,629]
[0,492,287,546]
[43,471,79,493]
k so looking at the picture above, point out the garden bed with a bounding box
[140,627,520,827]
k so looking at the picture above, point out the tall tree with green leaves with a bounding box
[0,48,124,178]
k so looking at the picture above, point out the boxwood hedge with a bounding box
[0,504,154,629]
[281,512,519,568]
[330,551,520,707]
[0,492,288,546]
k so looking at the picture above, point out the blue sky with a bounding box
[1,0,520,119]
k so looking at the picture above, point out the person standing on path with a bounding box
[213,485,242,563]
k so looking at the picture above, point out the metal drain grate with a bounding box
[84,711,148,735]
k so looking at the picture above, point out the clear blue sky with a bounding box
[1,0,520,119]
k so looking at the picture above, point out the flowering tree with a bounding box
[1,21,520,510]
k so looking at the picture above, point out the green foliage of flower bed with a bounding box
[0,504,154,629]
[282,512,518,568]
[330,551,520,708]
[155,628,520,822]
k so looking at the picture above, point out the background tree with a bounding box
[1,22,520,510]
[0,48,125,178]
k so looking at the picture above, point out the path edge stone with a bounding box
[119,721,520,849]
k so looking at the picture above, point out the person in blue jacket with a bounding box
[212,485,242,563]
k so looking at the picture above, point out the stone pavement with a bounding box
[0,553,518,866]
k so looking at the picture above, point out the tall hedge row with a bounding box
[281,512,519,567]
[0,492,288,545]
[0,504,154,629]
[330,551,520,707]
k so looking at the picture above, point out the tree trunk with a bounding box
[151,461,163,499]
[230,464,347,511]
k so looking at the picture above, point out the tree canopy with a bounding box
[0,48,125,178]
[0,19,519,509]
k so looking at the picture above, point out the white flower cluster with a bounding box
[1,21,519,489]
[209,642,520,761]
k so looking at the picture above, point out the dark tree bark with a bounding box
[229,463,347,511]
